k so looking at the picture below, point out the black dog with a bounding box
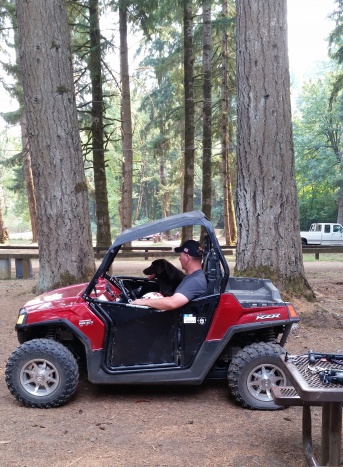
[143,259,185,296]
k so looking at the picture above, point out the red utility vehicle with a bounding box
[6,211,299,409]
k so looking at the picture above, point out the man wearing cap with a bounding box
[131,240,208,310]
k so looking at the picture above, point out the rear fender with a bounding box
[206,293,295,341]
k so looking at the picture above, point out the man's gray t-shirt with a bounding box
[174,269,208,301]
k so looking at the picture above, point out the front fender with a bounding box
[16,318,93,353]
[16,303,105,350]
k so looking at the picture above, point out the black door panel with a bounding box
[94,295,219,372]
[98,302,178,369]
[178,296,220,366]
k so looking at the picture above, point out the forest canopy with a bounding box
[0,0,341,240]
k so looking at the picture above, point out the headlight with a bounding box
[16,308,27,325]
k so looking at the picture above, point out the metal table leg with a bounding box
[321,402,331,465]
[303,405,319,466]
[328,402,342,466]
[321,402,342,466]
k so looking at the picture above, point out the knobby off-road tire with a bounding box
[227,342,287,410]
[6,338,79,408]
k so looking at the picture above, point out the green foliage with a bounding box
[293,73,342,228]
[0,0,238,235]
[0,133,30,230]
[329,0,343,64]
[131,1,236,227]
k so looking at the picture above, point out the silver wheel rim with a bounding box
[247,363,287,402]
[19,358,60,397]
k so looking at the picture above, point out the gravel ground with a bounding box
[0,257,342,467]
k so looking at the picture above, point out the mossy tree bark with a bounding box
[235,0,313,298]
[16,0,95,292]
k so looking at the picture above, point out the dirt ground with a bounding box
[0,257,343,467]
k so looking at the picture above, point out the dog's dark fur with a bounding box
[143,259,185,296]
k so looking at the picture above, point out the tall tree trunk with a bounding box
[235,0,312,297]
[21,117,38,243]
[156,64,171,225]
[221,0,237,246]
[160,155,171,218]
[119,5,133,232]
[337,126,343,224]
[0,201,9,244]
[182,0,195,241]
[227,118,237,245]
[133,155,145,223]
[16,0,95,292]
[12,6,38,243]
[89,0,111,247]
[201,0,212,227]
[337,188,343,224]
[221,114,237,246]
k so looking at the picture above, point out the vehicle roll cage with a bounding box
[84,211,230,298]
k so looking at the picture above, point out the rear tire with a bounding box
[6,338,79,408]
[228,342,287,410]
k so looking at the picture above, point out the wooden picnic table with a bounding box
[272,354,343,466]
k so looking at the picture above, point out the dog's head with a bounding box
[143,259,167,277]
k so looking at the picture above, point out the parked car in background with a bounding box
[300,223,343,245]
[138,235,154,240]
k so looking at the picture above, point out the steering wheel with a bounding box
[105,282,118,300]
[106,274,137,302]
[116,279,137,302]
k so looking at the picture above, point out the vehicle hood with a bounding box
[23,283,87,312]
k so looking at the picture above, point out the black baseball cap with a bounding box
[174,240,203,258]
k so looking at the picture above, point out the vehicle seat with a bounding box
[202,237,222,295]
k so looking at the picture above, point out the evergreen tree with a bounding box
[201,0,212,227]
[16,0,95,292]
[119,1,134,232]
[0,0,38,242]
[182,0,195,240]
[328,0,343,223]
[220,0,236,245]
[293,75,341,227]
[235,0,312,297]
[89,0,111,246]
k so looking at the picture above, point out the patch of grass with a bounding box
[302,254,343,262]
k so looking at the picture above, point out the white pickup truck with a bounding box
[300,223,343,245]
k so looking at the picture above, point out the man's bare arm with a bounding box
[131,293,189,310]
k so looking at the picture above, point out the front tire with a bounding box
[228,342,287,410]
[6,338,79,408]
